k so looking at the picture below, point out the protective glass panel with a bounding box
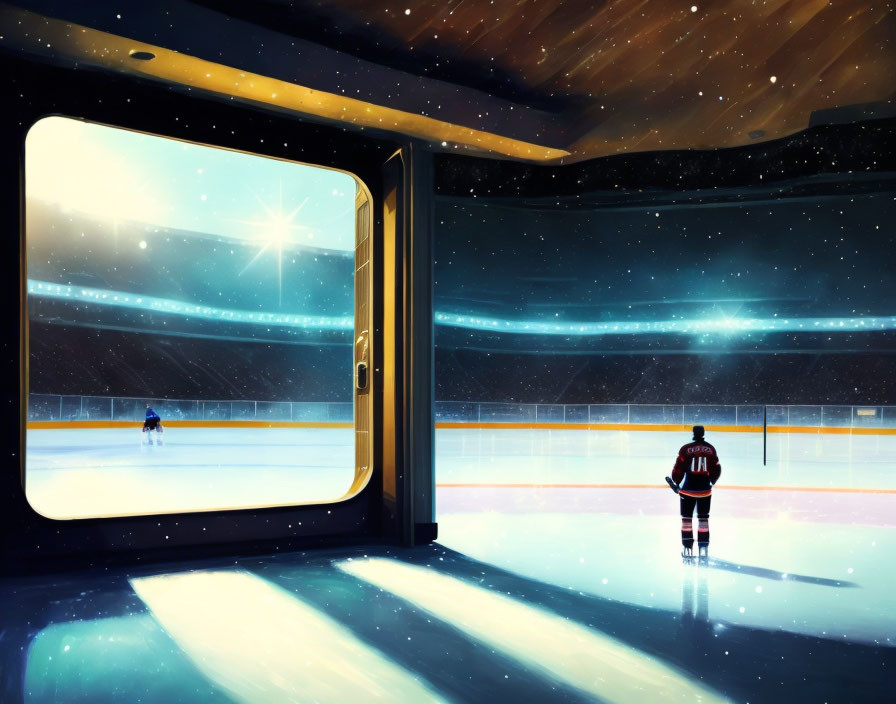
[25,116,358,518]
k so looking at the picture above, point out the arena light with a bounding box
[26,117,163,227]
[433,311,896,337]
[232,187,311,306]
[28,280,896,338]
[27,280,353,331]
[337,558,731,704]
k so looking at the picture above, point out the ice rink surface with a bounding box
[26,427,357,517]
[26,426,896,643]
[434,428,896,647]
[16,426,896,701]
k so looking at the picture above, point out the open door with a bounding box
[380,145,436,545]
[349,188,373,496]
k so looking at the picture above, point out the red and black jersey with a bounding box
[671,440,721,497]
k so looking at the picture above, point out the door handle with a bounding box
[356,361,368,391]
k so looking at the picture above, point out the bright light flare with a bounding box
[232,185,311,306]
[266,214,291,246]
[433,312,896,336]
[237,190,311,249]
[26,117,165,225]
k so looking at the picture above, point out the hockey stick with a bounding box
[664,476,680,494]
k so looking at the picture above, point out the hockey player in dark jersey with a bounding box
[142,404,164,445]
[670,425,721,560]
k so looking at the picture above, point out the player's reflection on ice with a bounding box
[676,548,860,631]
[140,430,164,449]
[680,561,710,634]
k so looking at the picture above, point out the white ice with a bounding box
[25,426,896,646]
[26,427,355,518]
[436,428,896,647]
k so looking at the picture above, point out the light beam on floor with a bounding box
[337,557,732,704]
[130,570,446,704]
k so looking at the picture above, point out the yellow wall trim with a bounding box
[434,422,896,435]
[1,6,568,162]
[27,420,353,430]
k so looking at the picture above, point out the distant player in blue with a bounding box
[143,404,164,445]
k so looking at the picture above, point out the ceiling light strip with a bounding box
[0,6,569,162]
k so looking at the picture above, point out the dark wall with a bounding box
[432,120,896,405]
[435,347,896,405]
[29,323,352,402]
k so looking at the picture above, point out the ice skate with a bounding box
[681,546,695,562]
[697,545,709,562]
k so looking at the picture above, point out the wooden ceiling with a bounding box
[3,0,893,162]
[215,0,896,160]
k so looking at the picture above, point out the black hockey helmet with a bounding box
[692,425,705,439]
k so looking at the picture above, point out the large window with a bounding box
[25,116,363,519]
